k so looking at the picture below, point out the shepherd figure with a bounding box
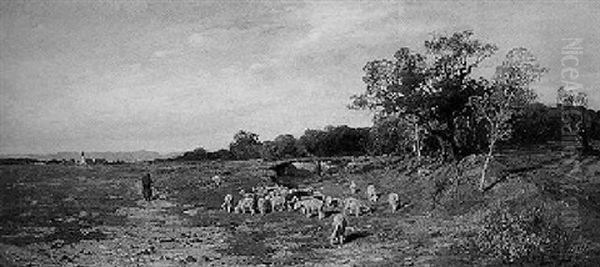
[142,173,153,201]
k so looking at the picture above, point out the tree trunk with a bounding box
[479,140,495,191]
[446,117,460,159]
[415,123,421,162]
[433,134,446,160]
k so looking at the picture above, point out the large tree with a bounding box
[229,130,262,160]
[350,30,498,159]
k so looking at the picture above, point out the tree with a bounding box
[298,126,370,157]
[180,147,208,160]
[273,134,301,158]
[368,114,412,155]
[350,30,498,159]
[510,103,561,146]
[229,130,262,160]
[261,134,305,160]
[469,48,546,191]
[208,149,234,160]
[298,129,328,156]
[260,141,278,161]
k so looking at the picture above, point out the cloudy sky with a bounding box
[1,0,599,154]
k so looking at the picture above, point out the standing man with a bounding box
[142,173,153,201]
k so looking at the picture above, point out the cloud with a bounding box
[291,1,400,50]
[152,49,182,58]
[188,28,240,50]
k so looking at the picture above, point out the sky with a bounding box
[1,0,599,154]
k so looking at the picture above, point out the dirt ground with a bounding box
[1,151,600,266]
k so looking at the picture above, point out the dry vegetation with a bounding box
[1,151,600,266]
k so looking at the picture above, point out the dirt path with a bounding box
[0,172,234,267]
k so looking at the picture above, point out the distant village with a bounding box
[0,150,177,165]
[0,152,123,165]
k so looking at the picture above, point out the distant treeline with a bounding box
[0,158,129,165]
[0,158,42,165]
[173,103,600,162]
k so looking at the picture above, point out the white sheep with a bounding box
[349,181,358,194]
[269,195,286,212]
[343,197,371,217]
[367,184,378,202]
[234,196,255,215]
[287,195,299,211]
[221,193,233,213]
[294,198,325,219]
[325,196,341,208]
[388,192,399,212]
[257,197,269,215]
[211,175,222,187]
[330,213,347,246]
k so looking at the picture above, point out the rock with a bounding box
[79,211,88,217]
[19,211,32,217]
[183,208,200,216]
[64,217,77,223]
[51,239,65,249]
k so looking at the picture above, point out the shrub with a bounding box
[471,203,570,264]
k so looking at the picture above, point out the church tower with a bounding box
[79,151,86,165]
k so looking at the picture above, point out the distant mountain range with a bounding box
[0,150,183,162]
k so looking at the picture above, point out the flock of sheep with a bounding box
[213,175,402,246]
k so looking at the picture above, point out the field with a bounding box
[1,151,600,266]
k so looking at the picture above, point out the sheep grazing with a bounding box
[212,175,222,187]
[325,196,341,208]
[343,197,371,217]
[269,195,286,212]
[221,194,233,213]
[312,190,325,201]
[287,195,299,211]
[234,196,256,215]
[257,197,269,215]
[275,187,289,198]
[349,181,358,194]
[330,213,347,246]
[366,184,378,202]
[253,186,269,197]
[388,193,399,212]
[325,196,333,207]
[294,198,325,219]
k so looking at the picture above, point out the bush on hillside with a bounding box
[470,203,570,264]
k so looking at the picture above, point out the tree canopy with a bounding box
[229,130,262,160]
[350,30,526,158]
